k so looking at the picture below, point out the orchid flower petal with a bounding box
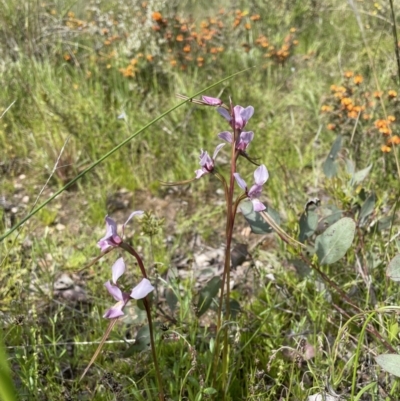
[111,258,125,284]
[248,184,263,198]
[240,106,254,123]
[234,173,247,191]
[218,131,233,143]
[130,278,155,299]
[105,281,124,302]
[97,216,122,251]
[124,210,144,228]
[212,143,225,160]
[103,301,125,319]
[254,165,269,186]
[202,96,223,106]
[217,107,231,122]
[252,199,266,212]
[236,131,254,150]
[195,169,207,179]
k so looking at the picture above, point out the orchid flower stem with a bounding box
[143,296,165,401]
[119,242,148,278]
[119,242,164,399]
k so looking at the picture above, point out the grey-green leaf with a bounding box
[323,135,342,178]
[196,276,221,317]
[376,354,400,377]
[299,210,318,243]
[387,254,400,282]
[350,163,373,186]
[315,217,355,265]
[240,201,280,235]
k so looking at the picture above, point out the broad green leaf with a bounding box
[240,201,280,235]
[323,135,342,178]
[387,254,400,282]
[196,277,221,317]
[350,163,373,186]
[315,217,355,265]
[376,354,400,377]
[298,210,318,243]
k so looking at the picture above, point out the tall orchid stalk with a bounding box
[194,96,269,393]
[81,212,165,401]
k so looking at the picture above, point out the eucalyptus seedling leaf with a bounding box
[323,135,342,178]
[387,254,400,282]
[196,276,221,317]
[376,354,400,377]
[299,210,318,243]
[315,217,355,265]
[240,201,280,235]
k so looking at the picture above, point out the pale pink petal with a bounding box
[103,300,125,319]
[202,96,223,106]
[252,199,266,212]
[234,173,247,191]
[124,210,144,228]
[217,107,231,122]
[254,165,269,185]
[130,278,155,299]
[111,258,125,284]
[240,106,254,123]
[218,131,233,143]
[195,169,207,179]
[212,143,225,160]
[105,281,124,302]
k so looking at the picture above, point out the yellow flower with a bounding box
[388,90,397,98]
[344,71,354,78]
[152,11,162,21]
[353,75,363,85]
[381,145,391,152]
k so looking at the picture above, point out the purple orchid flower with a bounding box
[202,95,223,106]
[234,164,269,212]
[103,258,155,319]
[103,258,130,318]
[218,131,254,151]
[217,105,254,130]
[195,143,225,179]
[97,211,144,252]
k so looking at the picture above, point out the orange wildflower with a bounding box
[373,91,383,98]
[388,115,396,122]
[387,135,400,145]
[381,145,392,152]
[170,59,177,67]
[290,27,296,33]
[344,71,354,78]
[130,58,138,65]
[152,11,162,21]
[362,114,371,120]
[353,75,363,85]
[245,23,251,30]
[348,110,358,119]
[183,45,191,53]
[63,53,71,61]
[233,18,241,28]
[341,97,353,107]
[250,14,260,21]
[176,34,184,42]
[321,105,332,112]
[388,90,397,98]
[327,123,336,130]
[293,40,299,45]
[146,54,153,62]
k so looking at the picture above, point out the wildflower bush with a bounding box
[2,0,400,400]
